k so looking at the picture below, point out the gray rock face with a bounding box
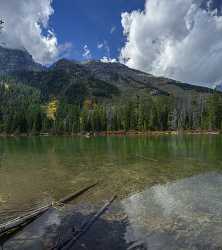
[0,46,44,74]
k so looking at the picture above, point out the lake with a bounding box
[1,135,222,249]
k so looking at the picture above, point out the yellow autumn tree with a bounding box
[83,99,94,110]
[46,99,59,121]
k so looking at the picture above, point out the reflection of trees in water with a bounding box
[55,212,129,250]
[0,152,5,168]
[3,207,131,250]
[3,173,222,249]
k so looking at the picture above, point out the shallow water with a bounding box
[122,172,222,250]
[3,173,222,249]
[1,135,222,249]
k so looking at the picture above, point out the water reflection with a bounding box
[122,172,222,250]
[3,172,222,249]
[1,135,222,220]
[3,205,129,250]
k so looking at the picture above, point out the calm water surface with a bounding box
[1,135,222,249]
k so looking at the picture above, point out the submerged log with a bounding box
[0,204,51,236]
[57,183,98,205]
[58,195,117,250]
[0,183,98,238]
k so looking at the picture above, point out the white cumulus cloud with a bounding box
[120,0,222,87]
[100,56,117,63]
[98,40,117,63]
[0,0,69,65]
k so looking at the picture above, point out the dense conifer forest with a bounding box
[0,78,222,135]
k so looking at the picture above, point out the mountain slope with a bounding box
[0,46,217,103]
[13,59,215,102]
[0,46,44,74]
[84,61,214,97]
[12,59,120,103]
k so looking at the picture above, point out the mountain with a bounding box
[12,58,216,103]
[84,60,214,98]
[0,47,217,104]
[1,48,222,134]
[11,59,120,103]
[0,46,44,74]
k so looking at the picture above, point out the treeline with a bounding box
[0,82,222,134]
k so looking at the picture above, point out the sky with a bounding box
[0,0,222,87]
[50,0,144,61]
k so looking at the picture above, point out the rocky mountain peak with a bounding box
[0,46,44,74]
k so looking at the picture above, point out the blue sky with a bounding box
[50,0,144,61]
[1,0,222,86]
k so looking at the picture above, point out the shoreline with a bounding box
[0,130,220,138]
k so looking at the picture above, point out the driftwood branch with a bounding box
[57,183,98,205]
[0,183,98,238]
[58,195,117,250]
[0,204,51,236]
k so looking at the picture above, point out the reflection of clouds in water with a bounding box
[122,172,222,249]
[152,185,181,217]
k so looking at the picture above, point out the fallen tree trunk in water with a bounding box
[0,183,98,237]
[57,195,117,250]
[57,183,98,205]
[0,204,52,236]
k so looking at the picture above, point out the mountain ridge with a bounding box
[1,46,222,134]
[0,46,45,74]
[0,46,217,104]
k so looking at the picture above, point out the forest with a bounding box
[0,78,222,135]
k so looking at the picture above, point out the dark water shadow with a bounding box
[3,206,131,250]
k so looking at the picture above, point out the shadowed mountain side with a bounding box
[84,60,215,97]
[0,46,218,104]
[8,59,217,105]
[0,46,44,74]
